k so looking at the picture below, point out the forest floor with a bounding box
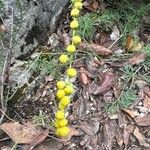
[0,0,150,150]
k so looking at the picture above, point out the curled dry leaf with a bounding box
[80,43,113,56]
[83,0,99,12]
[144,86,150,98]
[134,114,150,126]
[133,126,150,148]
[79,67,89,85]
[128,52,146,65]
[143,95,150,109]
[0,122,49,145]
[93,72,115,95]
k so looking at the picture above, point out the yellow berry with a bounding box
[60,96,70,107]
[72,35,81,45]
[64,85,74,95]
[71,8,79,17]
[59,118,68,127]
[56,90,65,99]
[55,110,65,120]
[57,81,66,89]
[59,126,70,137]
[72,0,83,2]
[54,120,60,128]
[66,44,76,53]
[59,54,69,64]
[55,128,61,136]
[67,68,77,77]
[74,2,83,9]
[58,103,65,110]
[70,19,78,29]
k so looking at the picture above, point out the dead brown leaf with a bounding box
[143,95,150,109]
[133,126,150,147]
[80,43,113,56]
[134,114,150,126]
[0,122,49,145]
[0,24,6,32]
[83,0,99,12]
[92,71,115,95]
[144,86,150,98]
[123,125,135,148]
[128,52,146,65]
[79,67,89,85]
[79,119,99,136]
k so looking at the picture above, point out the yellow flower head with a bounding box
[56,126,70,137]
[67,68,77,77]
[54,119,60,128]
[56,89,65,100]
[59,54,69,64]
[55,110,65,120]
[72,35,81,45]
[60,96,70,107]
[64,85,74,95]
[66,44,76,53]
[71,8,80,17]
[59,118,68,127]
[57,81,66,89]
[70,19,78,29]
[74,2,83,9]
[72,0,83,2]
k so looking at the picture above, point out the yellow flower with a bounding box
[57,81,66,89]
[67,68,77,77]
[66,44,76,53]
[74,2,83,9]
[57,126,70,137]
[72,35,81,45]
[58,103,65,110]
[64,85,74,95]
[54,119,60,128]
[56,90,65,100]
[55,110,65,120]
[59,54,69,64]
[70,19,78,29]
[59,118,68,127]
[60,96,70,107]
[72,0,83,2]
[71,8,79,17]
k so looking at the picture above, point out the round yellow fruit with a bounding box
[72,35,81,45]
[59,54,69,64]
[67,68,77,77]
[59,126,70,137]
[55,110,65,120]
[56,81,66,89]
[70,19,78,29]
[59,118,68,127]
[64,85,74,95]
[66,44,76,53]
[60,96,70,107]
[71,8,79,17]
[74,2,83,9]
[56,90,65,100]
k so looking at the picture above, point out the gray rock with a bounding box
[0,0,68,59]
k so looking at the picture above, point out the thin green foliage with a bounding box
[105,89,137,114]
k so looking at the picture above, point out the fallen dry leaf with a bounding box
[123,109,139,118]
[134,114,150,126]
[0,122,49,145]
[79,67,89,85]
[80,43,113,56]
[133,126,150,148]
[128,52,146,65]
[79,119,99,136]
[92,72,115,95]
[143,95,150,109]
[123,125,135,148]
[125,35,134,50]
[144,86,150,98]
[83,0,99,12]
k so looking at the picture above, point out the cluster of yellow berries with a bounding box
[54,0,83,137]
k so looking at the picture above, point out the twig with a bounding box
[0,7,14,124]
